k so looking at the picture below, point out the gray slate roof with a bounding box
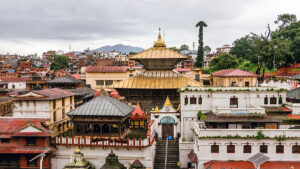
[287,87,300,100]
[68,96,134,117]
[47,76,82,84]
[291,74,300,80]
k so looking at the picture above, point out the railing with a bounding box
[191,122,300,138]
[216,106,265,114]
[164,139,168,169]
[54,133,156,150]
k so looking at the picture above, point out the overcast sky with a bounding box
[0,0,299,56]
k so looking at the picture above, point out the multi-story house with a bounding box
[85,66,137,90]
[13,88,76,124]
[0,118,54,169]
[0,77,29,91]
[212,69,258,87]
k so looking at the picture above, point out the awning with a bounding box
[188,150,198,163]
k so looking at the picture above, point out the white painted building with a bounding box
[191,122,300,169]
[0,77,28,90]
[260,79,298,90]
[180,87,287,140]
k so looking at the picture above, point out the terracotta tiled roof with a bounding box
[110,91,120,98]
[86,66,128,73]
[213,69,259,77]
[33,88,77,100]
[0,77,30,82]
[0,118,52,138]
[130,106,147,120]
[174,68,190,72]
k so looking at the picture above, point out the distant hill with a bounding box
[92,44,144,54]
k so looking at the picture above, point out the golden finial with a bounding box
[164,97,172,107]
[154,106,159,112]
[74,146,80,153]
[177,104,181,111]
[153,27,166,48]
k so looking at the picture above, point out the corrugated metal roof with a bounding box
[68,96,134,117]
[287,87,300,99]
[291,74,300,80]
[47,75,82,84]
[113,71,202,89]
[130,47,187,59]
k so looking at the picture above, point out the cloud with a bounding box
[0,0,299,55]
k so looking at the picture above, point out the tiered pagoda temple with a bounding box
[113,28,202,111]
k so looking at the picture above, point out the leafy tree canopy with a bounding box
[209,54,238,72]
[204,46,211,54]
[180,44,189,51]
[169,46,180,52]
[50,55,70,71]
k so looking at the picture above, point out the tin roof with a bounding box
[213,69,259,77]
[113,71,202,89]
[47,75,82,84]
[86,66,128,73]
[287,87,300,100]
[68,96,134,117]
[15,88,77,101]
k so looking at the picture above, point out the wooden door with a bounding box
[162,124,174,139]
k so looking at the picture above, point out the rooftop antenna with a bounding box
[29,148,51,169]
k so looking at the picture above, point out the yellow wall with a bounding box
[86,71,136,90]
[213,76,257,87]
[50,96,75,124]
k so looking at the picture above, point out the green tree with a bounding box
[195,21,207,67]
[209,53,238,72]
[180,44,189,51]
[169,46,180,52]
[274,14,297,30]
[204,46,211,54]
[50,55,70,71]
[230,35,257,63]
[129,52,137,55]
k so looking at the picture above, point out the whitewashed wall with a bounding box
[51,145,155,169]
[13,100,51,118]
[7,82,26,90]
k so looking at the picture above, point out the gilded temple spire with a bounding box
[153,27,166,48]
[164,96,172,107]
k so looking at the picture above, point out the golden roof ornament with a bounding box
[154,106,159,112]
[164,97,172,107]
[74,146,81,153]
[153,27,166,48]
[177,104,181,111]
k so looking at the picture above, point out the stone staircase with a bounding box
[154,140,179,169]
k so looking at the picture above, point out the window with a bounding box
[198,97,202,104]
[53,101,56,109]
[245,81,250,87]
[230,98,238,108]
[26,138,36,146]
[12,85,15,89]
[270,97,277,104]
[243,145,251,153]
[211,145,219,153]
[105,80,113,86]
[62,98,65,107]
[195,74,200,82]
[27,156,37,167]
[231,82,237,87]
[227,145,235,153]
[276,145,284,153]
[1,139,10,143]
[190,97,196,104]
[279,97,283,104]
[260,145,268,153]
[62,109,65,119]
[53,111,56,122]
[184,97,188,105]
[129,74,133,77]
[292,145,300,153]
[70,96,73,105]
[264,97,268,104]
[96,80,104,85]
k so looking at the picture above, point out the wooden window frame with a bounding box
[198,97,202,104]
[270,97,277,104]
[190,97,196,104]
[292,145,300,154]
[264,97,268,104]
[260,145,268,153]
[211,145,219,153]
[230,98,238,108]
[243,145,251,153]
[227,145,235,153]
[276,145,284,154]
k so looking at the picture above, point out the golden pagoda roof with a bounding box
[130,28,187,60]
[113,71,202,89]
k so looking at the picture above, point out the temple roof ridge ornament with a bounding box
[164,96,172,107]
[153,27,166,48]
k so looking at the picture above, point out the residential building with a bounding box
[13,88,76,124]
[0,97,13,116]
[0,118,54,169]
[212,69,258,87]
[203,44,232,68]
[85,66,136,90]
[0,77,29,90]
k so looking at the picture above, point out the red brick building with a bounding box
[0,118,54,169]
